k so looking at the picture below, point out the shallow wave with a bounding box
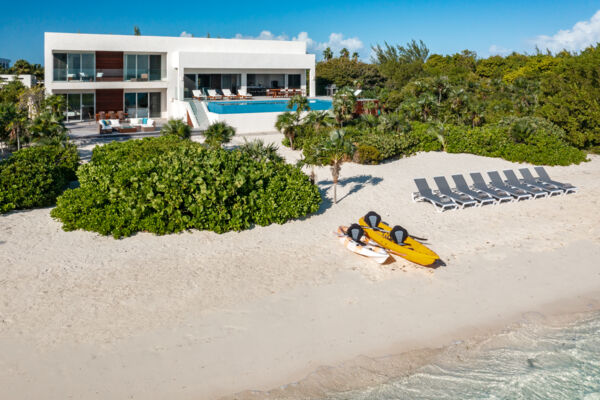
[325,311,600,400]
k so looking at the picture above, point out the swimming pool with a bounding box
[206,99,332,114]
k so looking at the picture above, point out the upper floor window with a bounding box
[124,54,162,81]
[53,52,95,81]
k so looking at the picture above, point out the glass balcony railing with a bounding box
[53,68,166,82]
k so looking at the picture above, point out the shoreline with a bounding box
[1,147,599,400]
[223,288,600,400]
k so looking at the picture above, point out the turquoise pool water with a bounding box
[206,99,332,114]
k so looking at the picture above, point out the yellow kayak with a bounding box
[358,211,443,267]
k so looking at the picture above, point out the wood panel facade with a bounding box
[96,89,124,113]
[96,51,123,82]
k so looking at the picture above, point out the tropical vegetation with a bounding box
[51,136,321,238]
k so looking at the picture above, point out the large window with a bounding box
[124,54,163,81]
[125,92,161,118]
[53,53,95,81]
[288,74,301,89]
[61,93,95,122]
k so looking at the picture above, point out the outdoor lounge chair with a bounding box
[98,119,112,134]
[237,89,252,99]
[451,174,497,205]
[192,90,205,100]
[221,89,238,99]
[207,89,223,100]
[412,178,458,212]
[433,176,478,208]
[502,170,548,199]
[517,169,563,196]
[469,172,514,203]
[533,166,578,194]
[487,171,532,200]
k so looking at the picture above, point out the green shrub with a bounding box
[355,144,381,164]
[0,143,79,213]
[445,118,587,165]
[203,122,236,149]
[51,136,321,238]
[160,119,191,139]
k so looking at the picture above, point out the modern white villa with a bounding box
[44,32,317,131]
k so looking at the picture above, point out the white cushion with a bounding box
[130,118,140,125]
[109,119,119,125]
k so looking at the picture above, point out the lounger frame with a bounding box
[412,178,458,213]
[451,174,496,206]
[487,171,532,201]
[518,168,563,196]
[533,167,578,194]
[433,176,478,208]
[469,173,514,203]
[502,170,548,199]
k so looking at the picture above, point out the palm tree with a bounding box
[28,111,68,144]
[332,87,357,127]
[287,94,310,115]
[322,47,333,61]
[133,26,141,36]
[321,129,354,204]
[160,118,191,139]
[340,48,350,59]
[203,122,236,149]
[304,110,335,131]
[239,138,283,163]
[275,111,300,149]
[352,52,359,61]
[0,103,28,150]
[43,94,67,119]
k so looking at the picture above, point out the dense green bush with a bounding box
[0,143,79,213]
[354,144,381,164]
[51,136,321,238]
[445,118,587,166]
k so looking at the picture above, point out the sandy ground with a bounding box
[1,133,600,399]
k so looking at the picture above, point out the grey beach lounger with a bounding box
[518,168,563,196]
[469,172,513,203]
[451,174,496,206]
[412,178,458,212]
[503,170,548,199]
[433,176,478,208]
[487,171,532,200]
[534,167,578,194]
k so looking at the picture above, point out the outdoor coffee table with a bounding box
[117,126,139,133]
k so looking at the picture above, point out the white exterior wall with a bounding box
[44,32,316,118]
[0,74,36,88]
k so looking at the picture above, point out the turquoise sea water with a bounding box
[324,311,600,400]
[206,99,332,114]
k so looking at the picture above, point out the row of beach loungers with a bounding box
[412,167,578,212]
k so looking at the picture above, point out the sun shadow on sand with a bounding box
[314,175,384,214]
[318,174,383,203]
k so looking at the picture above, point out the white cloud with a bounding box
[180,31,193,38]
[488,44,512,56]
[232,30,364,59]
[532,10,600,53]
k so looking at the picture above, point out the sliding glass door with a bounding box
[125,92,161,118]
[53,53,94,81]
[62,93,95,122]
[124,54,163,81]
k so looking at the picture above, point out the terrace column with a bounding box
[284,74,288,89]
[309,66,316,97]
[241,72,247,93]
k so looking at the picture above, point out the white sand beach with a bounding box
[1,134,600,399]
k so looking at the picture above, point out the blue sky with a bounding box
[1,0,600,65]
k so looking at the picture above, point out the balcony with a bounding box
[53,68,166,82]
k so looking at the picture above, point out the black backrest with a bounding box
[347,223,364,242]
[503,170,519,183]
[534,166,551,181]
[519,168,535,181]
[470,172,486,186]
[364,211,381,229]
[390,225,408,244]
[487,171,504,185]
[433,176,451,192]
[414,178,433,195]
[452,174,469,191]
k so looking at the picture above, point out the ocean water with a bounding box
[324,311,600,400]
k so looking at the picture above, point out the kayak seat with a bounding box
[364,211,381,229]
[390,225,408,244]
[347,223,365,243]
